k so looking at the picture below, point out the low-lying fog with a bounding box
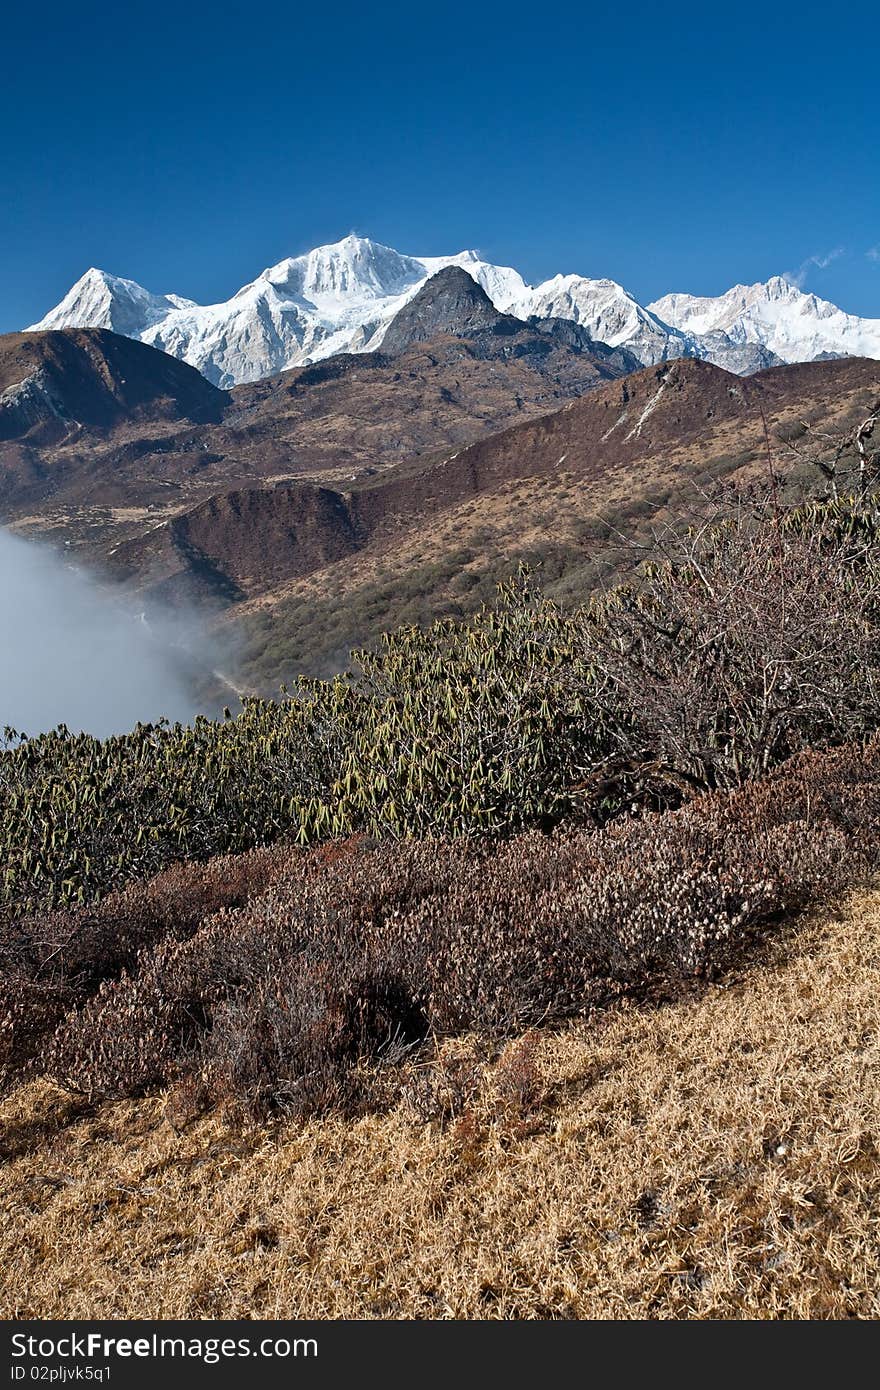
[0,528,220,739]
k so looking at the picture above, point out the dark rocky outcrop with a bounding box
[379,267,511,353]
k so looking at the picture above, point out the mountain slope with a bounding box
[380,267,515,352]
[378,268,640,372]
[98,356,880,661]
[519,274,686,365]
[0,315,632,523]
[110,482,364,608]
[4,325,877,692]
[30,237,880,387]
[0,329,227,442]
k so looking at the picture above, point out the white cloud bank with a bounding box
[0,528,208,738]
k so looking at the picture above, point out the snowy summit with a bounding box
[29,235,880,387]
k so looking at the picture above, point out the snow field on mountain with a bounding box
[30,235,880,386]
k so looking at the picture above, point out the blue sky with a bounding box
[2,0,878,333]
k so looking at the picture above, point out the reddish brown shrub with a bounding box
[0,845,290,1091]
[19,737,880,1117]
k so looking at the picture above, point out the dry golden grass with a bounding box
[1,888,878,1320]
[223,467,648,632]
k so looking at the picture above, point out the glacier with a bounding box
[28,235,880,387]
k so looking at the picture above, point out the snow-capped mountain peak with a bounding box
[258,235,427,305]
[648,277,880,362]
[34,268,185,338]
[28,239,880,387]
[649,276,802,335]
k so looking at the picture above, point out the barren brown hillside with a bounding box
[0,329,228,436]
[218,355,880,684]
[108,355,880,609]
[0,321,627,532]
[4,325,878,686]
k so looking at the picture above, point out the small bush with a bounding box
[0,846,288,1091]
